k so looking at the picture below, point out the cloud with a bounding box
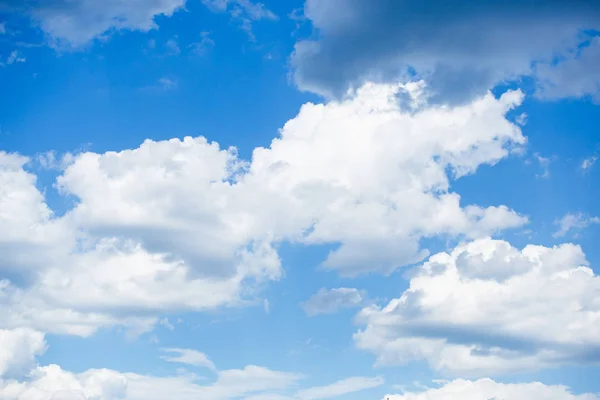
[4,50,26,65]
[160,348,217,371]
[0,82,527,336]
[383,378,599,400]
[18,0,186,48]
[165,38,180,56]
[535,36,600,103]
[140,77,178,92]
[553,212,600,238]
[302,288,365,316]
[189,32,215,55]
[0,350,382,400]
[582,155,598,170]
[291,0,600,103]
[202,0,277,40]
[0,344,308,400]
[534,153,552,179]
[0,329,46,379]
[354,237,600,376]
[0,337,306,400]
[297,376,384,400]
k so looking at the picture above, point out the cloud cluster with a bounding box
[355,238,600,376]
[0,336,381,400]
[0,82,528,336]
[291,0,600,103]
[384,378,599,400]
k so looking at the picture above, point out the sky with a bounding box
[0,1,600,399]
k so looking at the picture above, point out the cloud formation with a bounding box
[19,0,186,48]
[554,212,600,238]
[291,0,600,103]
[355,238,600,376]
[384,378,599,400]
[0,335,381,400]
[0,82,528,336]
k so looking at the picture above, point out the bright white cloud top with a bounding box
[355,238,600,376]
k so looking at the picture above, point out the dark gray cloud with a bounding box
[291,0,600,104]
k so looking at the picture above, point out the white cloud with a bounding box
[302,288,365,316]
[189,32,215,55]
[159,317,174,331]
[0,362,303,400]
[0,356,383,400]
[160,348,217,371]
[0,329,46,379]
[582,155,598,170]
[354,237,600,376]
[383,378,599,400]
[6,50,26,65]
[27,0,186,48]
[534,153,551,179]
[297,376,384,400]
[201,0,277,40]
[553,212,600,238]
[1,83,527,336]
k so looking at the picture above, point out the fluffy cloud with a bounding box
[0,339,382,400]
[291,0,600,103]
[302,288,365,316]
[15,0,186,48]
[383,378,599,400]
[0,329,46,379]
[355,238,600,376]
[1,82,527,336]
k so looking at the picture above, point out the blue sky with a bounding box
[1,1,600,399]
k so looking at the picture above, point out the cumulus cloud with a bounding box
[355,238,600,376]
[553,212,600,238]
[0,329,46,379]
[0,82,527,336]
[16,0,186,48]
[302,288,365,316]
[291,0,600,103]
[383,378,600,400]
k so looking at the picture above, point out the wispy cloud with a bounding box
[581,155,598,170]
[553,212,600,238]
[202,0,277,41]
[189,32,215,56]
[160,348,217,371]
